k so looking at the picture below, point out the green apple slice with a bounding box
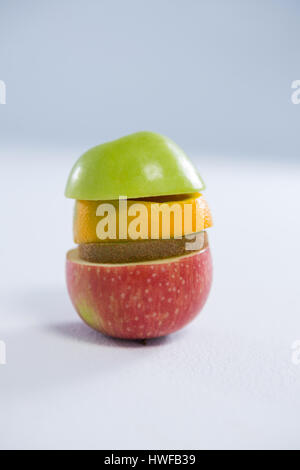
[65,131,205,200]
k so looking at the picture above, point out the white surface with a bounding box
[0,148,300,450]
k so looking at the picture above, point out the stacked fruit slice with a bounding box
[65,132,213,339]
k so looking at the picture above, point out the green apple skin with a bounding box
[66,247,212,339]
[65,131,205,200]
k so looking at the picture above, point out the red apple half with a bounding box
[66,247,212,339]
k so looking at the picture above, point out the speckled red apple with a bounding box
[66,247,212,339]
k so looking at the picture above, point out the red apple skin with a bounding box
[66,247,212,339]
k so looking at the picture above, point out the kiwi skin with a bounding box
[79,232,208,264]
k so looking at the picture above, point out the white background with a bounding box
[0,147,299,450]
[1,0,300,159]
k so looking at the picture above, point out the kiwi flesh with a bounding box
[79,232,208,264]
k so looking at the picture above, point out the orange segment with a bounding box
[74,193,212,243]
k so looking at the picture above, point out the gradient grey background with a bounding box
[0,0,299,158]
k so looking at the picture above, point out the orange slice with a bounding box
[73,193,213,243]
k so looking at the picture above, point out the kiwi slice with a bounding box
[79,232,208,264]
